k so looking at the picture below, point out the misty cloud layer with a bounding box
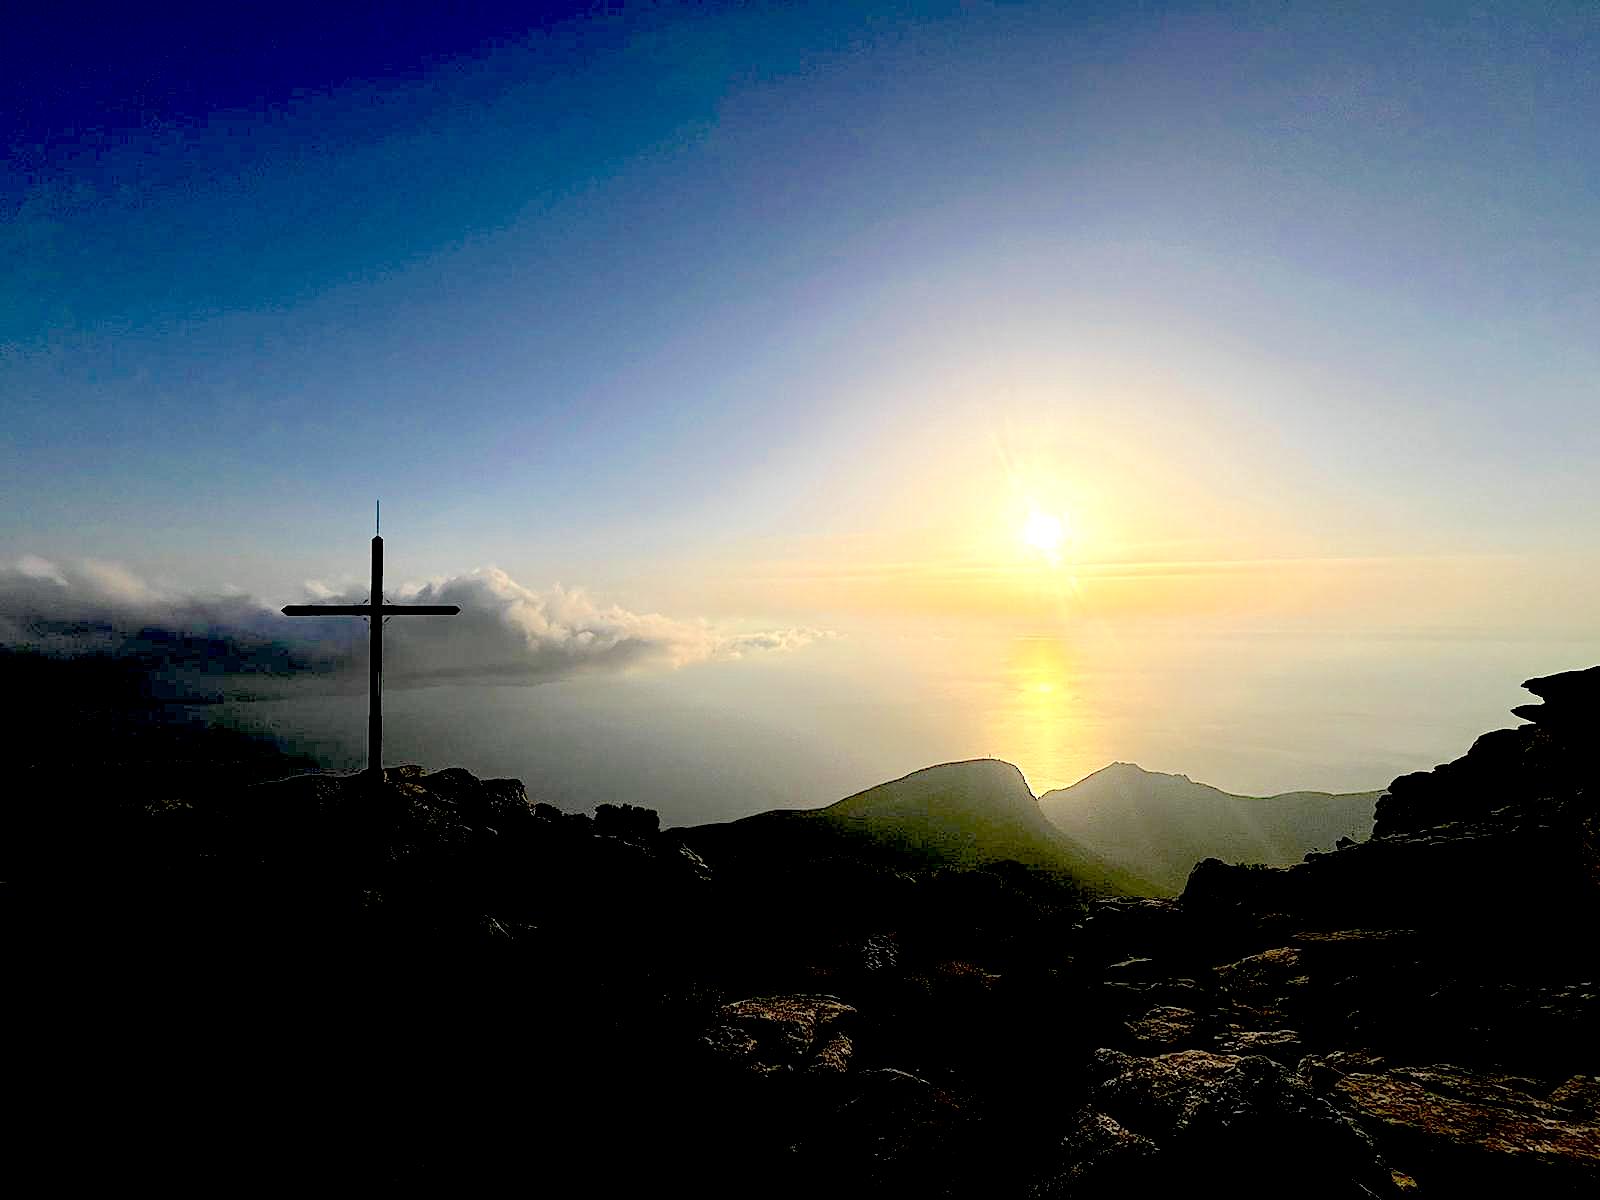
[0,557,823,699]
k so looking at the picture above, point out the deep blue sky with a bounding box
[4,1,1597,610]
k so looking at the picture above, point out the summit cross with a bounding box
[282,506,460,778]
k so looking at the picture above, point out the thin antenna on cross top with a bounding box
[376,499,380,536]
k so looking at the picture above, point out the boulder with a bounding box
[1216,946,1307,998]
[1512,666,1600,732]
[1092,977,1212,1041]
[1027,1108,1163,1197]
[1076,1047,1401,1198]
[700,995,857,1076]
[1550,1076,1600,1117]
[1124,1006,1204,1050]
[859,932,899,972]
[1217,1029,1304,1062]
[1326,1063,1600,1195]
[594,802,660,842]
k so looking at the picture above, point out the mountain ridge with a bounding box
[1039,761,1382,895]
[1055,758,1379,802]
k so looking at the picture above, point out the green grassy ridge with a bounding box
[682,758,1150,896]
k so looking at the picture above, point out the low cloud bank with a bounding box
[1,557,824,699]
[307,567,827,682]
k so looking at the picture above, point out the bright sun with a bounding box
[1021,509,1067,565]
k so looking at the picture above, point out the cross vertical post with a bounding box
[282,516,460,781]
[370,532,383,778]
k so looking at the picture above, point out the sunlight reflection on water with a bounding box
[981,636,1102,795]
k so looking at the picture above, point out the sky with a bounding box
[4,2,1598,818]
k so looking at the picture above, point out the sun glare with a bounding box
[1022,509,1067,566]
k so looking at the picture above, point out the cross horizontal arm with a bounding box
[281,604,459,616]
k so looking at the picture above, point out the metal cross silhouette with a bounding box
[282,505,459,778]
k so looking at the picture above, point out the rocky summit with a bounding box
[9,668,1599,1194]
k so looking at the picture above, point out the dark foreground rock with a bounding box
[793,1067,976,1192]
[11,763,726,1192]
[8,665,1599,1195]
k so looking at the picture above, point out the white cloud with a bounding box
[16,555,68,587]
[292,567,824,683]
[0,558,823,691]
[75,558,163,606]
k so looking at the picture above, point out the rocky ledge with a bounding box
[1183,666,1600,936]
